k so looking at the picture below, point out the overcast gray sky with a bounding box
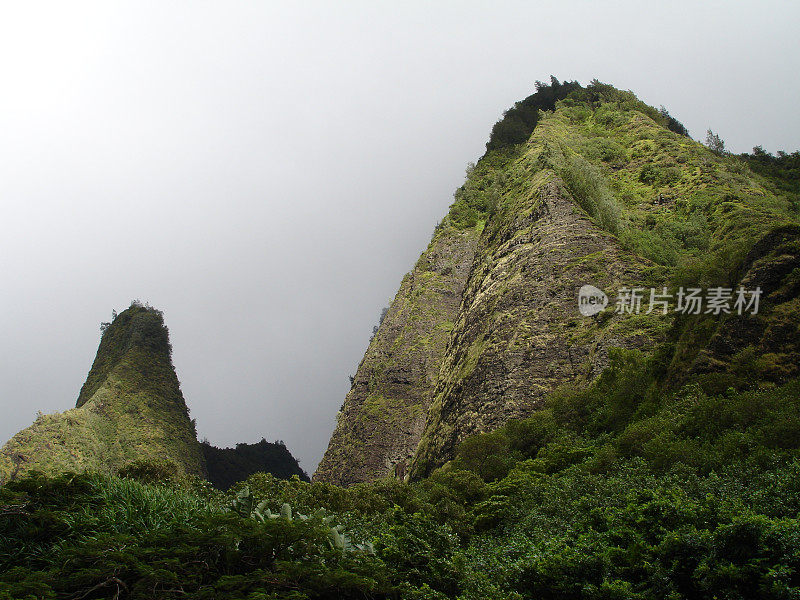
[1,1,798,474]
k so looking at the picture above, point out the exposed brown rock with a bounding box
[410,181,661,477]
[313,226,480,485]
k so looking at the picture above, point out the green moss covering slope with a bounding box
[314,222,481,485]
[0,303,206,483]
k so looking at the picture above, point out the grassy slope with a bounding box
[458,82,798,339]
[536,86,800,387]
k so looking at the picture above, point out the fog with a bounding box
[1,1,798,473]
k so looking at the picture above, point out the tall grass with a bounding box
[559,151,622,234]
[0,472,220,570]
[543,141,622,234]
[71,474,219,534]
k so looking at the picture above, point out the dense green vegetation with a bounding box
[202,439,309,491]
[0,473,395,599]
[486,77,583,151]
[492,80,798,281]
[485,77,688,153]
[740,147,800,197]
[3,358,800,598]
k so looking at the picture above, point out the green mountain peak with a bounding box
[0,302,206,483]
[315,79,800,485]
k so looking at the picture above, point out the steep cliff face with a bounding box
[410,179,663,476]
[314,225,480,484]
[0,304,206,482]
[675,223,800,387]
[317,81,800,485]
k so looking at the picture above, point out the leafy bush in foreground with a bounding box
[3,361,800,598]
[0,473,394,599]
